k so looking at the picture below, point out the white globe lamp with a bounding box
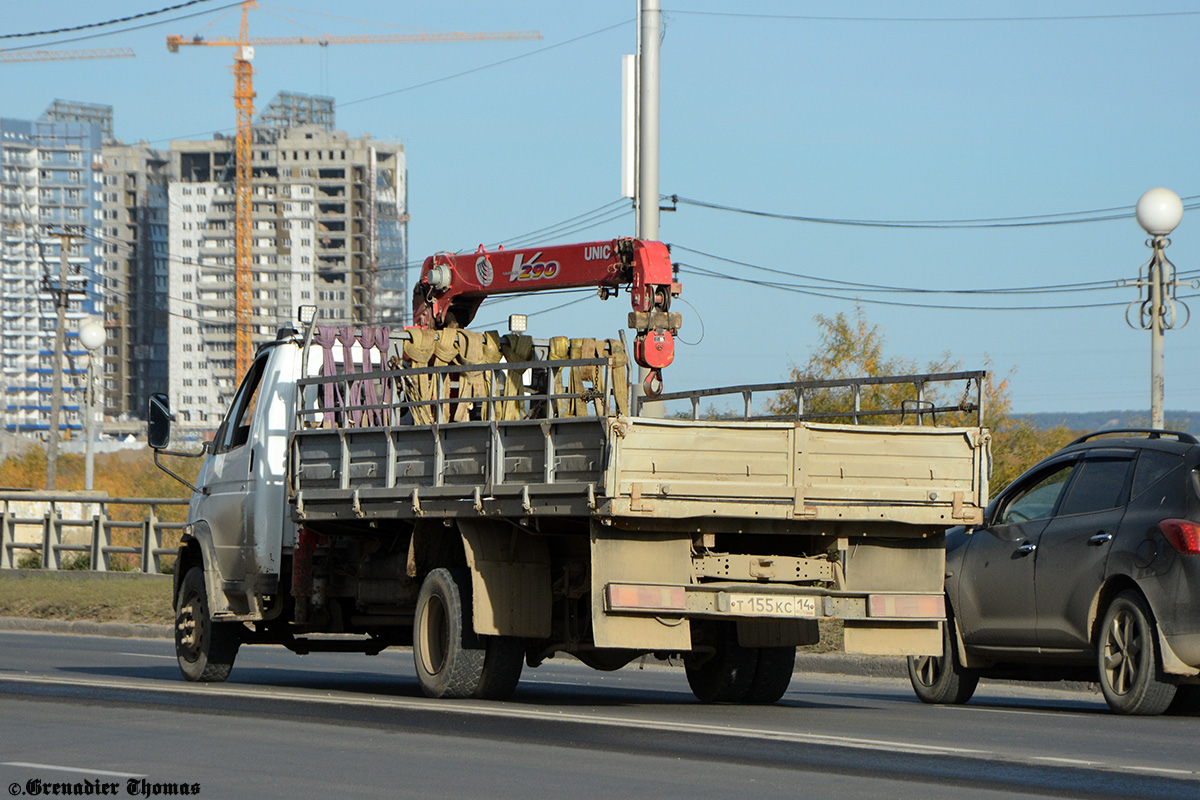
[1136,187,1184,236]
[79,318,107,352]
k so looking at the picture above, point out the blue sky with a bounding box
[4,1,1199,414]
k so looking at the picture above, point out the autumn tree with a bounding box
[768,308,1077,494]
[766,308,1005,428]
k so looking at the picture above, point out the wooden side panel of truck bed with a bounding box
[604,418,987,525]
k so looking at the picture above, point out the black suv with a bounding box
[908,429,1200,715]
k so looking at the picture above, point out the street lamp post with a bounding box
[78,318,107,492]
[1127,188,1187,430]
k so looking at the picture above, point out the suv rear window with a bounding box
[1057,458,1133,516]
[1132,450,1183,498]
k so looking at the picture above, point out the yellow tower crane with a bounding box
[168,0,541,376]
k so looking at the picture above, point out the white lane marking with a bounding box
[0,674,985,756]
[2,674,1197,781]
[941,704,1093,718]
[2,762,145,779]
[1031,756,1104,768]
[1125,765,1197,777]
[118,653,177,661]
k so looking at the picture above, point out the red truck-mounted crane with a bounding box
[411,238,682,395]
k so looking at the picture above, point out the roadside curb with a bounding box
[795,652,907,679]
[0,616,171,640]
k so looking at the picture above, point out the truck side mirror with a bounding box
[147,393,172,450]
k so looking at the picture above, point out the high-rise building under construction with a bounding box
[167,95,407,429]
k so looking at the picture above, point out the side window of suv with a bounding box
[1131,450,1183,498]
[997,462,1075,525]
[1056,457,1133,516]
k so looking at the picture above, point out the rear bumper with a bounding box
[604,581,945,622]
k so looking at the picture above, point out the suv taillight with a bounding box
[1159,519,1200,554]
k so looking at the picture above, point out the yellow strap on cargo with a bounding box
[605,338,629,416]
[453,330,487,422]
[548,336,571,417]
[498,333,533,420]
[480,331,504,420]
[402,329,438,425]
[567,338,601,417]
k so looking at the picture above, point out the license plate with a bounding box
[726,594,817,618]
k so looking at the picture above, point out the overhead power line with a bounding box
[0,0,216,40]
[336,20,632,110]
[669,194,1200,229]
[663,9,1200,23]
[677,262,1200,312]
[0,1,242,52]
[671,244,1147,295]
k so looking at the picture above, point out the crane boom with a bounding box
[413,239,682,395]
[0,47,135,63]
[168,31,540,51]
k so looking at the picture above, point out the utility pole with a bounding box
[43,226,86,490]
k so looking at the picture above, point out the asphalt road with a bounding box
[1,631,1197,800]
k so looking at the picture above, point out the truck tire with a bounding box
[685,622,757,703]
[907,614,978,705]
[414,568,488,699]
[743,646,796,704]
[1098,591,1177,716]
[175,566,241,682]
[476,636,525,701]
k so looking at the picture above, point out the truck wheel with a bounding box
[907,615,978,705]
[743,646,796,705]
[175,566,241,682]
[476,636,525,701]
[414,568,487,699]
[685,622,757,703]
[1098,591,1177,716]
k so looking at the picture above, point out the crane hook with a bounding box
[643,369,664,398]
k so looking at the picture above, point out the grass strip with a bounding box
[0,571,172,624]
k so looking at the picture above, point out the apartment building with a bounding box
[167,115,407,428]
[0,102,107,434]
[99,142,171,421]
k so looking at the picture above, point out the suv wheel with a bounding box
[908,613,978,705]
[1097,590,1177,715]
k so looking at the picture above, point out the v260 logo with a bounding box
[508,252,560,282]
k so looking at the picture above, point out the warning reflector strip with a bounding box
[867,594,945,619]
[606,583,687,612]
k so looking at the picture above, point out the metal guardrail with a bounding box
[0,492,188,573]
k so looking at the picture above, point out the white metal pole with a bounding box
[84,357,95,491]
[638,0,659,242]
[1150,242,1165,429]
[635,0,662,415]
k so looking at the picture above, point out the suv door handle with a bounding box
[1088,533,1114,546]
[1015,542,1037,556]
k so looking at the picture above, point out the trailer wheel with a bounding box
[685,622,757,703]
[743,646,796,704]
[414,568,488,698]
[175,566,241,682]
